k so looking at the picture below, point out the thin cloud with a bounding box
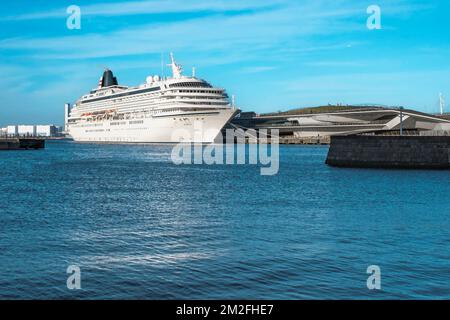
[0,2,367,61]
[304,60,367,67]
[240,66,277,74]
[1,0,285,21]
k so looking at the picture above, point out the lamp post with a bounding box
[399,106,404,136]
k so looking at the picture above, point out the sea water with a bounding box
[0,140,449,299]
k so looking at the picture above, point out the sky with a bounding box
[0,0,449,126]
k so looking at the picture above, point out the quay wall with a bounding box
[326,136,450,169]
[0,138,45,150]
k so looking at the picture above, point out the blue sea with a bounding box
[0,140,449,299]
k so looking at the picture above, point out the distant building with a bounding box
[7,125,18,136]
[64,103,71,132]
[56,126,64,135]
[4,124,62,137]
[18,125,37,137]
[36,125,57,137]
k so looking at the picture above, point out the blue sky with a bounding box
[0,0,449,126]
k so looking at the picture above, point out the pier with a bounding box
[0,138,45,150]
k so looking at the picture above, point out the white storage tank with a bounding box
[7,125,18,136]
[36,125,57,137]
[18,125,36,137]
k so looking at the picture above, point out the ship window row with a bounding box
[82,86,161,103]
[78,99,160,113]
[77,123,103,128]
[176,96,223,100]
[129,120,144,124]
[181,102,227,106]
[153,108,181,113]
[83,92,160,107]
[77,96,226,116]
[176,90,222,94]
[79,96,189,112]
[169,82,212,88]
[111,121,127,126]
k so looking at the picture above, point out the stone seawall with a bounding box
[326,136,450,169]
[0,138,45,150]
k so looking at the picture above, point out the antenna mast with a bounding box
[439,93,445,115]
[161,52,165,80]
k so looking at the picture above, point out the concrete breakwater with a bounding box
[0,138,45,150]
[326,136,450,169]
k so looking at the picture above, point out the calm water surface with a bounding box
[0,140,449,299]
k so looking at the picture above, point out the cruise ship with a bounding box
[65,53,237,143]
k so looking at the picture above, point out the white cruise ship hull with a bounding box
[67,54,237,143]
[68,109,236,143]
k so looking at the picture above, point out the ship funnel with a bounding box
[101,69,118,87]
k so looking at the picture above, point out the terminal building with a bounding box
[230,105,450,139]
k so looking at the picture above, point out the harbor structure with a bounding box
[0,138,45,150]
[326,135,450,169]
[229,105,450,142]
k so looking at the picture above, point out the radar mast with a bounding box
[168,52,183,79]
